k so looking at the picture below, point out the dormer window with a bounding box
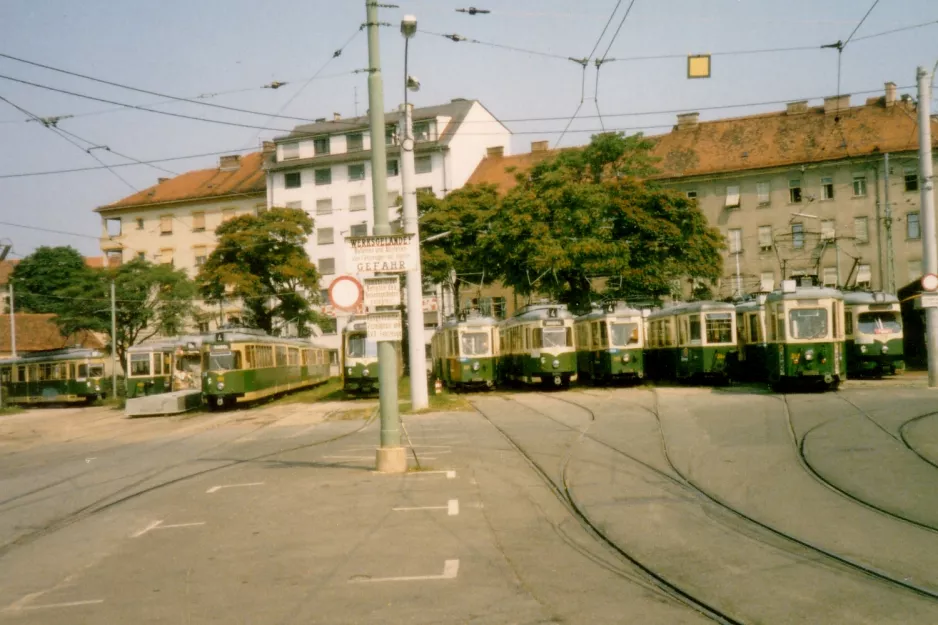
[413,121,432,142]
[281,142,299,160]
[346,133,364,152]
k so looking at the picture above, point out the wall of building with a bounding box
[445,102,512,190]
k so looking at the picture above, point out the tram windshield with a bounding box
[206,351,240,370]
[857,311,901,335]
[789,308,829,339]
[346,334,378,358]
[88,364,105,378]
[705,313,733,344]
[460,332,490,356]
[610,323,640,347]
[542,327,570,348]
[130,353,151,376]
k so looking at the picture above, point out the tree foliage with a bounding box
[54,259,195,366]
[484,132,724,313]
[8,246,92,314]
[196,208,323,335]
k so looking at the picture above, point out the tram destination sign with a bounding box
[364,276,401,308]
[347,234,417,274]
[367,311,403,342]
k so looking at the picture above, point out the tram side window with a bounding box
[704,313,732,344]
[276,346,287,366]
[244,346,255,369]
[690,315,702,343]
[832,302,841,339]
[776,312,786,341]
[1,367,10,383]
[598,322,608,347]
[131,353,151,376]
[77,364,88,379]
[663,319,675,347]
[532,328,543,348]
[845,313,853,335]
[789,308,828,340]
[288,348,299,366]
[748,313,760,342]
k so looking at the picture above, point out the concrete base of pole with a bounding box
[375,447,408,473]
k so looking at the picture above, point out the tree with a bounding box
[7,246,92,314]
[485,132,724,313]
[196,208,322,335]
[418,184,501,309]
[54,259,195,366]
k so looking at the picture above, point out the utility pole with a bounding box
[884,152,896,292]
[366,0,405,472]
[917,66,938,388]
[8,283,15,358]
[111,281,118,398]
[834,234,841,288]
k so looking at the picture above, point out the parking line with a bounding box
[404,470,456,479]
[206,482,264,494]
[349,559,459,583]
[132,520,205,538]
[393,499,459,515]
[20,600,104,610]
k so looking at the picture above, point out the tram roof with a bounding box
[440,315,499,330]
[0,347,105,366]
[765,286,844,303]
[647,300,735,318]
[504,303,575,323]
[576,304,645,322]
[841,291,899,305]
[203,328,323,348]
[127,335,204,354]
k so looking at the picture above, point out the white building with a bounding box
[266,98,511,351]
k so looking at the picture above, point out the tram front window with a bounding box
[460,332,490,356]
[130,353,151,376]
[610,323,640,347]
[705,313,733,344]
[88,364,105,378]
[346,335,378,358]
[207,352,240,371]
[789,308,829,340]
[542,328,569,348]
[858,311,901,335]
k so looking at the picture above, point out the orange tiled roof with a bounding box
[0,314,106,353]
[97,152,266,212]
[466,96,937,192]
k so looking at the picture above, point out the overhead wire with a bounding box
[53,126,179,176]
[417,29,575,61]
[594,0,638,133]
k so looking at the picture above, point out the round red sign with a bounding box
[328,275,364,312]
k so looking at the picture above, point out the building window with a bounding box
[387,159,399,177]
[752,182,769,206]
[414,155,432,174]
[282,142,299,160]
[346,133,364,152]
[724,185,740,209]
[820,219,835,241]
[821,176,834,200]
[350,223,368,237]
[758,225,773,250]
[853,174,867,197]
[137,251,146,261]
[316,198,332,215]
[727,228,742,254]
[348,163,366,181]
[856,264,872,287]
[194,246,207,267]
[314,136,330,155]
[907,211,921,239]
[313,168,331,186]
[905,167,919,192]
[760,271,774,292]
[285,201,302,210]
[822,266,837,287]
[417,186,433,196]
[349,194,366,212]
[909,259,923,283]
[191,212,205,231]
[789,179,802,204]
[791,223,804,248]
[222,208,235,222]
[319,258,335,275]
[317,227,334,245]
[385,125,398,145]
[284,172,302,189]
[413,121,431,142]
[854,216,869,243]
[686,189,697,200]
[160,215,173,235]
[135,217,145,230]
[388,190,400,207]
[160,248,174,265]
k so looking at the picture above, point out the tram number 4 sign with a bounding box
[367,311,402,342]
[364,276,401,308]
[347,234,417,274]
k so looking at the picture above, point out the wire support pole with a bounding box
[916,66,938,388]
[110,280,117,398]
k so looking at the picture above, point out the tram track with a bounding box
[899,413,938,470]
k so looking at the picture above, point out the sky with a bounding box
[0,0,936,258]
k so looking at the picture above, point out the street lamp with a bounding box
[399,14,430,411]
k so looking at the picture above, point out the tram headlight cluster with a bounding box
[804,349,814,362]
[472,361,480,371]
[622,354,631,363]
[362,368,370,377]
[216,382,225,390]
[882,345,889,353]
[347,368,353,375]
[552,359,560,369]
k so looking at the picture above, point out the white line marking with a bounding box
[21,600,104,610]
[206,482,264,494]
[323,455,374,460]
[160,522,206,530]
[131,520,163,538]
[132,520,205,537]
[393,505,447,512]
[448,499,459,516]
[84,457,96,463]
[349,559,459,583]
[403,470,456,479]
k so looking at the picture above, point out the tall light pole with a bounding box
[111,280,117,398]
[400,14,429,411]
[916,66,938,388]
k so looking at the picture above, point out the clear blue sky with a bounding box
[1,0,935,257]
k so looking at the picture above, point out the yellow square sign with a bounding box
[688,55,711,79]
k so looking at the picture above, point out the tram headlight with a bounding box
[216,382,225,390]
[882,345,889,353]
[804,349,814,362]
[472,361,480,371]
[552,359,560,369]
[347,368,353,375]
[622,354,631,363]
[860,345,867,354]
[362,368,370,377]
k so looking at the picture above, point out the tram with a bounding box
[734,296,768,380]
[498,304,577,388]
[764,282,846,391]
[645,301,737,382]
[126,336,202,398]
[430,314,499,390]
[0,347,107,404]
[201,328,331,409]
[341,317,403,395]
[843,291,904,376]
[574,302,646,384]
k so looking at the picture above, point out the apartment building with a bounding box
[466,83,938,302]
[266,98,511,350]
[95,151,268,330]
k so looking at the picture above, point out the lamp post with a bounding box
[400,14,429,411]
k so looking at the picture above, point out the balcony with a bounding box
[99,236,123,252]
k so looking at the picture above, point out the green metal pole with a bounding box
[365,0,403,464]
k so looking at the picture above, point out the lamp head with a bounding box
[406,75,421,92]
[401,15,417,38]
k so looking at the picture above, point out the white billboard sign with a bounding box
[347,234,417,274]
[367,311,403,341]
[364,276,401,308]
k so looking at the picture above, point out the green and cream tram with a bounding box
[574,303,646,384]
[843,291,904,376]
[431,314,498,390]
[645,301,737,382]
[764,283,846,390]
[498,304,577,388]
[0,347,107,404]
[126,336,202,398]
[342,317,379,395]
[734,296,769,380]
[201,328,331,409]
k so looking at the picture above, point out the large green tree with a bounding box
[54,259,195,366]
[485,132,724,313]
[196,207,323,335]
[8,246,92,314]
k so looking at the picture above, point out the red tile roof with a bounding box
[0,314,106,353]
[97,152,266,212]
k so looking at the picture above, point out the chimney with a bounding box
[885,82,897,107]
[157,177,170,184]
[676,112,699,130]
[786,100,808,116]
[219,155,241,171]
[486,146,504,158]
[531,140,549,153]
[824,94,850,115]
[262,141,276,154]
[333,112,342,121]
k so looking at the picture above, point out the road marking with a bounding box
[20,600,104,610]
[393,499,459,516]
[323,455,374,460]
[349,559,459,583]
[448,499,459,516]
[405,470,456,479]
[84,457,96,463]
[206,482,264,494]
[132,520,205,538]
[131,520,163,538]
